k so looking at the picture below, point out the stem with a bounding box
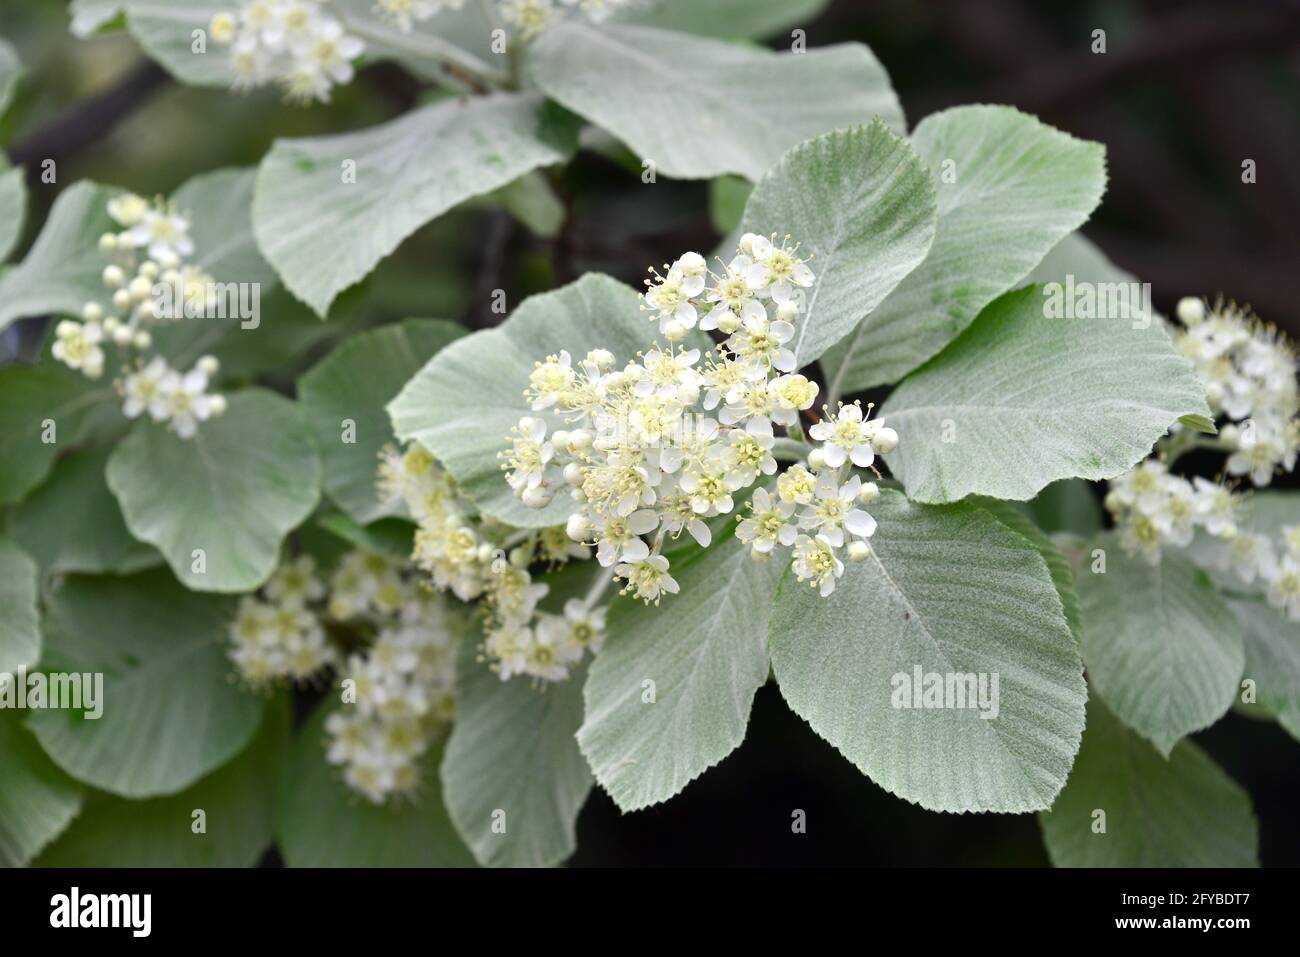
[342,14,512,91]
[772,437,808,463]
[583,565,615,608]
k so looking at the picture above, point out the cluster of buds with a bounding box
[1174,296,1298,486]
[228,548,463,803]
[1200,523,1300,621]
[52,192,226,439]
[379,444,606,682]
[501,235,898,602]
[211,1,364,103]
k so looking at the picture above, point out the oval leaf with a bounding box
[1040,698,1258,867]
[1076,534,1244,755]
[27,567,264,798]
[529,22,904,181]
[739,120,938,370]
[253,92,574,316]
[106,389,322,593]
[769,490,1086,813]
[578,530,784,812]
[879,285,1212,503]
[822,105,1107,392]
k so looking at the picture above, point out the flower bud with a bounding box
[82,302,103,323]
[551,429,570,450]
[102,316,120,334]
[716,312,740,334]
[476,543,496,563]
[156,249,180,270]
[132,331,151,350]
[521,485,550,509]
[1176,297,1205,326]
[567,429,593,452]
[808,447,827,471]
[113,325,134,346]
[138,260,159,280]
[98,233,118,254]
[566,513,591,542]
[586,349,615,370]
[102,265,125,288]
[563,462,582,485]
[55,319,78,338]
[873,426,899,454]
[128,276,152,300]
[210,12,237,44]
[208,394,228,417]
[197,355,220,377]
[847,541,871,562]
[663,319,687,341]
[856,481,880,505]
[112,289,132,311]
[776,301,799,323]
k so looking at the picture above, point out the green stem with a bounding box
[772,437,808,463]
[342,13,512,91]
[584,564,615,608]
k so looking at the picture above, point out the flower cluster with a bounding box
[379,443,607,682]
[501,234,896,601]
[228,548,463,803]
[52,192,227,439]
[229,555,335,684]
[1174,296,1299,486]
[211,1,364,103]
[373,0,630,40]
[1106,294,1299,621]
[1104,460,1237,562]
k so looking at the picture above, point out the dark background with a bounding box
[2,0,1297,865]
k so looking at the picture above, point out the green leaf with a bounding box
[1230,596,1300,741]
[0,715,84,867]
[11,448,158,577]
[442,632,592,867]
[1075,534,1244,755]
[620,0,831,39]
[253,92,574,315]
[299,319,465,524]
[974,498,1081,644]
[276,703,475,867]
[529,22,904,181]
[35,696,289,866]
[116,2,234,86]
[69,0,125,37]
[0,36,22,117]
[0,537,41,676]
[740,121,937,370]
[389,273,707,528]
[823,106,1107,393]
[1040,698,1258,867]
[769,490,1085,813]
[0,165,26,262]
[177,166,279,288]
[106,389,321,592]
[27,567,264,798]
[0,357,118,506]
[483,170,565,238]
[709,175,751,235]
[0,181,117,332]
[1022,479,1102,538]
[879,286,1212,503]
[578,528,785,812]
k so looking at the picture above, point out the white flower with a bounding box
[792,533,844,597]
[809,401,883,468]
[799,474,877,547]
[125,207,194,261]
[736,486,796,555]
[51,320,105,378]
[503,416,554,492]
[157,366,215,439]
[615,554,679,604]
[528,351,575,409]
[594,508,658,566]
[1265,554,1300,620]
[121,356,172,420]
